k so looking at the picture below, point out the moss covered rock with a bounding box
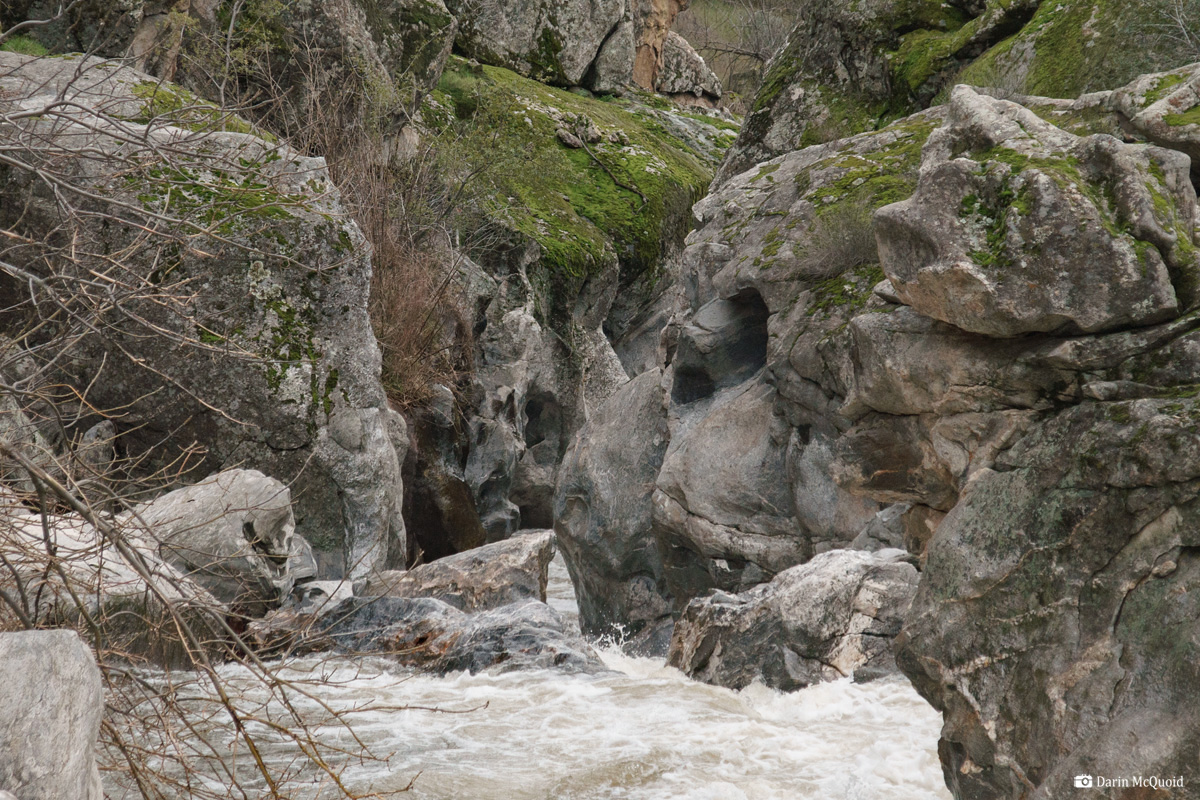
[0,53,406,578]
[441,0,623,86]
[876,85,1200,337]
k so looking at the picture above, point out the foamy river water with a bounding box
[154,556,951,800]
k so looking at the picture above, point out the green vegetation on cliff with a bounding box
[431,58,733,315]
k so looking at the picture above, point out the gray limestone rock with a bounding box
[365,529,555,611]
[668,549,918,691]
[655,31,721,102]
[0,630,103,800]
[898,400,1200,798]
[443,0,625,86]
[584,19,635,94]
[875,86,1200,337]
[554,368,674,651]
[0,54,406,579]
[653,380,802,602]
[136,469,299,616]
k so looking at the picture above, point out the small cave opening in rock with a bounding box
[512,392,563,531]
[670,287,769,405]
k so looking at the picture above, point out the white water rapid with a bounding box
[180,555,952,800]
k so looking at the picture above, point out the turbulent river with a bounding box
[167,556,951,800]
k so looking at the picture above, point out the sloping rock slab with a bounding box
[364,529,555,612]
[668,549,918,691]
[322,596,605,674]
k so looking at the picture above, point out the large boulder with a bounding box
[654,31,721,103]
[0,54,406,579]
[0,630,103,800]
[1,495,229,665]
[554,368,674,651]
[365,529,555,611]
[668,549,918,691]
[136,469,303,616]
[442,0,624,86]
[322,596,605,674]
[875,86,1200,337]
[898,400,1200,798]
[3,0,459,146]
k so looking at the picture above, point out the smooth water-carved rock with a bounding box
[555,369,674,651]
[898,400,1200,798]
[0,54,406,578]
[668,549,918,691]
[0,630,103,800]
[653,380,802,602]
[365,530,555,612]
[136,469,300,616]
[875,86,1200,337]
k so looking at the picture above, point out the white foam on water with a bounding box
[152,552,949,800]
[241,650,949,800]
[213,554,950,800]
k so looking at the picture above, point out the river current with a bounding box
[175,555,952,800]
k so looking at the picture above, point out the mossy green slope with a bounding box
[432,58,735,290]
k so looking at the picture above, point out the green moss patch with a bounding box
[0,35,49,56]
[431,57,720,293]
[130,82,276,141]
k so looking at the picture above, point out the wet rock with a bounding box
[365,530,555,612]
[0,630,103,800]
[875,85,1200,337]
[668,549,918,691]
[324,596,605,674]
[0,54,407,579]
[555,369,674,650]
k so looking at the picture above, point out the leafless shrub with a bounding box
[0,23,435,800]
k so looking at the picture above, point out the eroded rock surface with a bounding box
[0,630,103,800]
[668,549,918,691]
[0,54,406,578]
[875,86,1199,337]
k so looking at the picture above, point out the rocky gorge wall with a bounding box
[8,2,1200,798]
[551,48,1200,800]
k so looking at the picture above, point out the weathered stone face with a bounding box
[898,401,1200,799]
[655,31,720,102]
[0,631,104,800]
[0,53,405,579]
[875,86,1199,338]
[442,0,625,86]
[136,469,301,615]
[668,549,918,691]
[554,369,674,651]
